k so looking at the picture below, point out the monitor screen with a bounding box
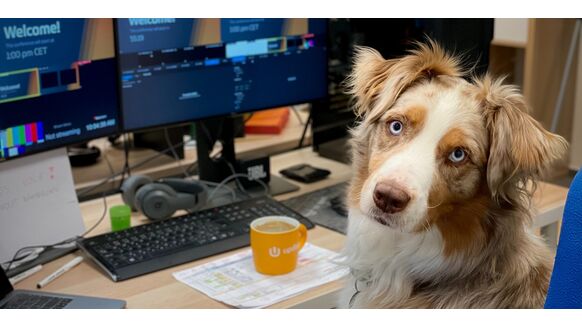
[116,18,328,131]
[0,19,120,161]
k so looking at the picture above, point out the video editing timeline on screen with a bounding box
[117,19,328,131]
[0,19,119,160]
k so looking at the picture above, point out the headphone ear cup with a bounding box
[121,175,153,211]
[135,183,177,220]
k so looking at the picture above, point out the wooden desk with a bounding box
[12,148,569,308]
[15,148,347,309]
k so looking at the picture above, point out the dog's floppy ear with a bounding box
[346,40,463,122]
[475,75,568,203]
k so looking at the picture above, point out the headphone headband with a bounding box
[121,175,208,220]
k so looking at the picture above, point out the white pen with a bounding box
[36,256,83,289]
[9,264,43,285]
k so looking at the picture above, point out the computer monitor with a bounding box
[115,19,328,186]
[116,18,327,130]
[0,19,120,161]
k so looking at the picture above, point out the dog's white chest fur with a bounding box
[338,209,449,308]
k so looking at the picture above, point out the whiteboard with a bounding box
[0,148,85,264]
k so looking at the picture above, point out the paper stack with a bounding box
[173,244,349,308]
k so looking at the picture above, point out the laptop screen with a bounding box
[0,267,14,299]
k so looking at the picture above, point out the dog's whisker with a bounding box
[422,218,432,233]
[427,201,443,209]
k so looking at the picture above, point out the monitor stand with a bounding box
[195,116,299,197]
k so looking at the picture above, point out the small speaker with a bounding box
[236,154,270,188]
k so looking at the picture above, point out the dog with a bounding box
[338,40,568,308]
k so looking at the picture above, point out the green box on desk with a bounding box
[110,205,131,232]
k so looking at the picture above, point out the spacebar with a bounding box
[114,234,250,281]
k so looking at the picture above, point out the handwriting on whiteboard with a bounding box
[0,165,60,212]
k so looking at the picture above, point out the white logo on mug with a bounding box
[268,246,281,258]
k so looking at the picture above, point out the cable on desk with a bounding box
[222,157,251,197]
[163,127,236,201]
[117,133,131,190]
[79,190,109,239]
[102,149,115,179]
[164,128,190,179]
[77,138,190,198]
[208,173,269,201]
[78,150,115,237]
[297,108,312,149]
[291,105,305,125]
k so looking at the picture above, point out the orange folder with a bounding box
[244,107,290,134]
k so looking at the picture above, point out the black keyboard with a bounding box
[78,196,314,281]
[1,294,72,309]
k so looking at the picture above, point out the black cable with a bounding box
[77,138,189,198]
[3,230,86,273]
[222,158,251,198]
[164,127,190,179]
[297,109,313,149]
[4,192,108,272]
[4,150,113,273]
[123,133,131,176]
[290,106,305,125]
[78,192,109,238]
[117,133,131,190]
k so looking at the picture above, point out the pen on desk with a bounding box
[8,265,43,285]
[36,256,84,289]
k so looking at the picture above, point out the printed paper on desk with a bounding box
[173,243,349,308]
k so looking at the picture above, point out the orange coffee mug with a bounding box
[250,216,307,275]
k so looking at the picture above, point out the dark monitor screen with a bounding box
[0,19,120,161]
[116,18,328,131]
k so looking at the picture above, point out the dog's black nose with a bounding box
[373,182,411,214]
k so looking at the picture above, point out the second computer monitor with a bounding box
[116,18,327,131]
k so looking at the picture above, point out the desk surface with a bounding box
[15,148,348,308]
[13,147,569,308]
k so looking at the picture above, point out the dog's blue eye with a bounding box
[388,120,403,136]
[449,148,466,163]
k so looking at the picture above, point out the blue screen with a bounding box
[0,19,120,161]
[116,18,328,131]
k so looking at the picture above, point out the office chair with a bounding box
[545,169,582,308]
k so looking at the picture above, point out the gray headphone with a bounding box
[121,175,208,220]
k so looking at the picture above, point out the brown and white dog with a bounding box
[338,40,568,308]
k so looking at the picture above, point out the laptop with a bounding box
[0,267,126,309]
